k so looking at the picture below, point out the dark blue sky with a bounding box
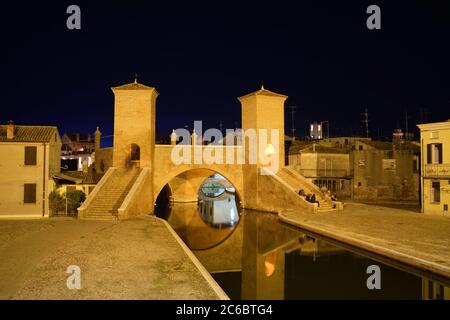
[2,1,449,144]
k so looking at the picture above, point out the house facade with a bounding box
[288,137,420,201]
[417,120,450,217]
[288,143,352,198]
[352,140,420,201]
[0,121,61,218]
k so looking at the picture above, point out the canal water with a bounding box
[155,183,449,300]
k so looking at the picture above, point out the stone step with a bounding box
[81,168,142,220]
[83,215,118,221]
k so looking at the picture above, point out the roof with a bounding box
[0,125,59,143]
[238,85,288,100]
[359,140,393,150]
[62,133,93,143]
[289,141,349,155]
[54,170,104,185]
[359,140,420,152]
[111,81,158,92]
[417,119,450,131]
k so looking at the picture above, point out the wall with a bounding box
[288,152,351,198]
[420,124,450,216]
[296,152,350,178]
[0,143,46,217]
[118,168,154,219]
[352,146,419,201]
[94,147,113,173]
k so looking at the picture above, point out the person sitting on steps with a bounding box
[311,194,320,207]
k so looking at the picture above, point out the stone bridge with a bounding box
[78,80,340,220]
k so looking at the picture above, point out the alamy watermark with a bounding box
[366,5,381,30]
[366,265,381,290]
[66,265,81,290]
[66,5,81,30]
[170,121,280,175]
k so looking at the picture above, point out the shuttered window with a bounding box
[24,146,37,165]
[24,184,37,203]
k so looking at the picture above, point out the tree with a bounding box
[49,190,65,215]
[65,190,86,213]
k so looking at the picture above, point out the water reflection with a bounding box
[198,195,239,228]
[155,180,241,250]
[162,204,450,300]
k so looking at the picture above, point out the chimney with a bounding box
[6,120,14,139]
[94,127,101,151]
[76,133,80,142]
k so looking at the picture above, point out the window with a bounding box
[130,144,140,161]
[427,144,443,164]
[430,131,439,139]
[24,184,37,203]
[383,159,396,171]
[358,145,363,151]
[66,186,76,192]
[431,181,440,203]
[24,146,37,165]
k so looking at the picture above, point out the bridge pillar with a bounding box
[238,86,288,210]
[111,80,159,168]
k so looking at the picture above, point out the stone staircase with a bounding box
[275,167,336,212]
[79,167,141,220]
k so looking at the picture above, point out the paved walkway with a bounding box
[0,216,226,300]
[279,202,450,282]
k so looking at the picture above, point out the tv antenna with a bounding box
[361,108,370,138]
[288,106,297,140]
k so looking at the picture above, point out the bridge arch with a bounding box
[153,166,243,206]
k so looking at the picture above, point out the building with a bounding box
[417,120,450,217]
[352,139,420,201]
[52,169,104,197]
[0,121,61,218]
[61,132,95,171]
[289,142,352,198]
[288,137,420,201]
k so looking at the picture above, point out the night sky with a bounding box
[2,1,449,145]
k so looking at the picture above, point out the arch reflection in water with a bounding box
[198,174,240,228]
[155,174,241,251]
[162,201,240,250]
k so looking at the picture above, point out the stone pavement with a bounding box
[279,202,450,283]
[0,216,227,300]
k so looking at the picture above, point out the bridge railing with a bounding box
[118,167,152,219]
